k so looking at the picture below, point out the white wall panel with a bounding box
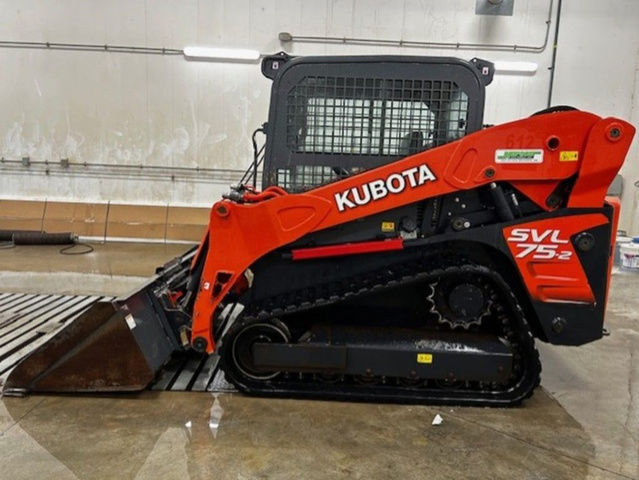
[0,0,636,233]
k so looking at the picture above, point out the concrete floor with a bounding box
[0,242,637,479]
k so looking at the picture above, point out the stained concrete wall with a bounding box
[0,0,638,232]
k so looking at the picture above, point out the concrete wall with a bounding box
[0,0,637,232]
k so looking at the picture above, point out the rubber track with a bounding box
[219,261,541,406]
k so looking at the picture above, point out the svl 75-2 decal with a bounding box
[506,228,572,260]
[502,215,609,303]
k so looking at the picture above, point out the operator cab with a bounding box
[259,53,494,192]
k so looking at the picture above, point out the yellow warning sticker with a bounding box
[381,221,395,232]
[559,151,579,162]
[417,353,433,364]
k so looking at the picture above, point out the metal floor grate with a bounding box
[0,292,233,393]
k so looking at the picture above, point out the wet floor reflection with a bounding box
[1,389,601,480]
[3,272,639,479]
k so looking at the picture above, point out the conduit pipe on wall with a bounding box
[0,2,554,58]
[0,41,261,62]
[278,0,554,53]
[0,40,183,55]
[546,0,563,107]
[0,157,248,184]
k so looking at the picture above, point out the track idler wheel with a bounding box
[226,319,291,381]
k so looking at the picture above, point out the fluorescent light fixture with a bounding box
[183,46,260,62]
[493,61,538,74]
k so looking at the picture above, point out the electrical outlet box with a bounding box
[475,0,514,16]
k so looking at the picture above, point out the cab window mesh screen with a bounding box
[276,165,366,193]
[286,77,468,157]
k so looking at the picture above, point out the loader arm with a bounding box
[190,110,635,353]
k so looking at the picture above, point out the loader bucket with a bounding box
[3,286,181,395]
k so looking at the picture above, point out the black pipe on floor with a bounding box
[11,231,76,245]
[0,229,76,244]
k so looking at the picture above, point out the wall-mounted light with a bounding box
[183,46,261,62]
[493,61,538,74]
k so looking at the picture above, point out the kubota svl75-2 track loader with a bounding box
[4,54,635,406]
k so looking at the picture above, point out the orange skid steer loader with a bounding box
[4,54,634,406]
